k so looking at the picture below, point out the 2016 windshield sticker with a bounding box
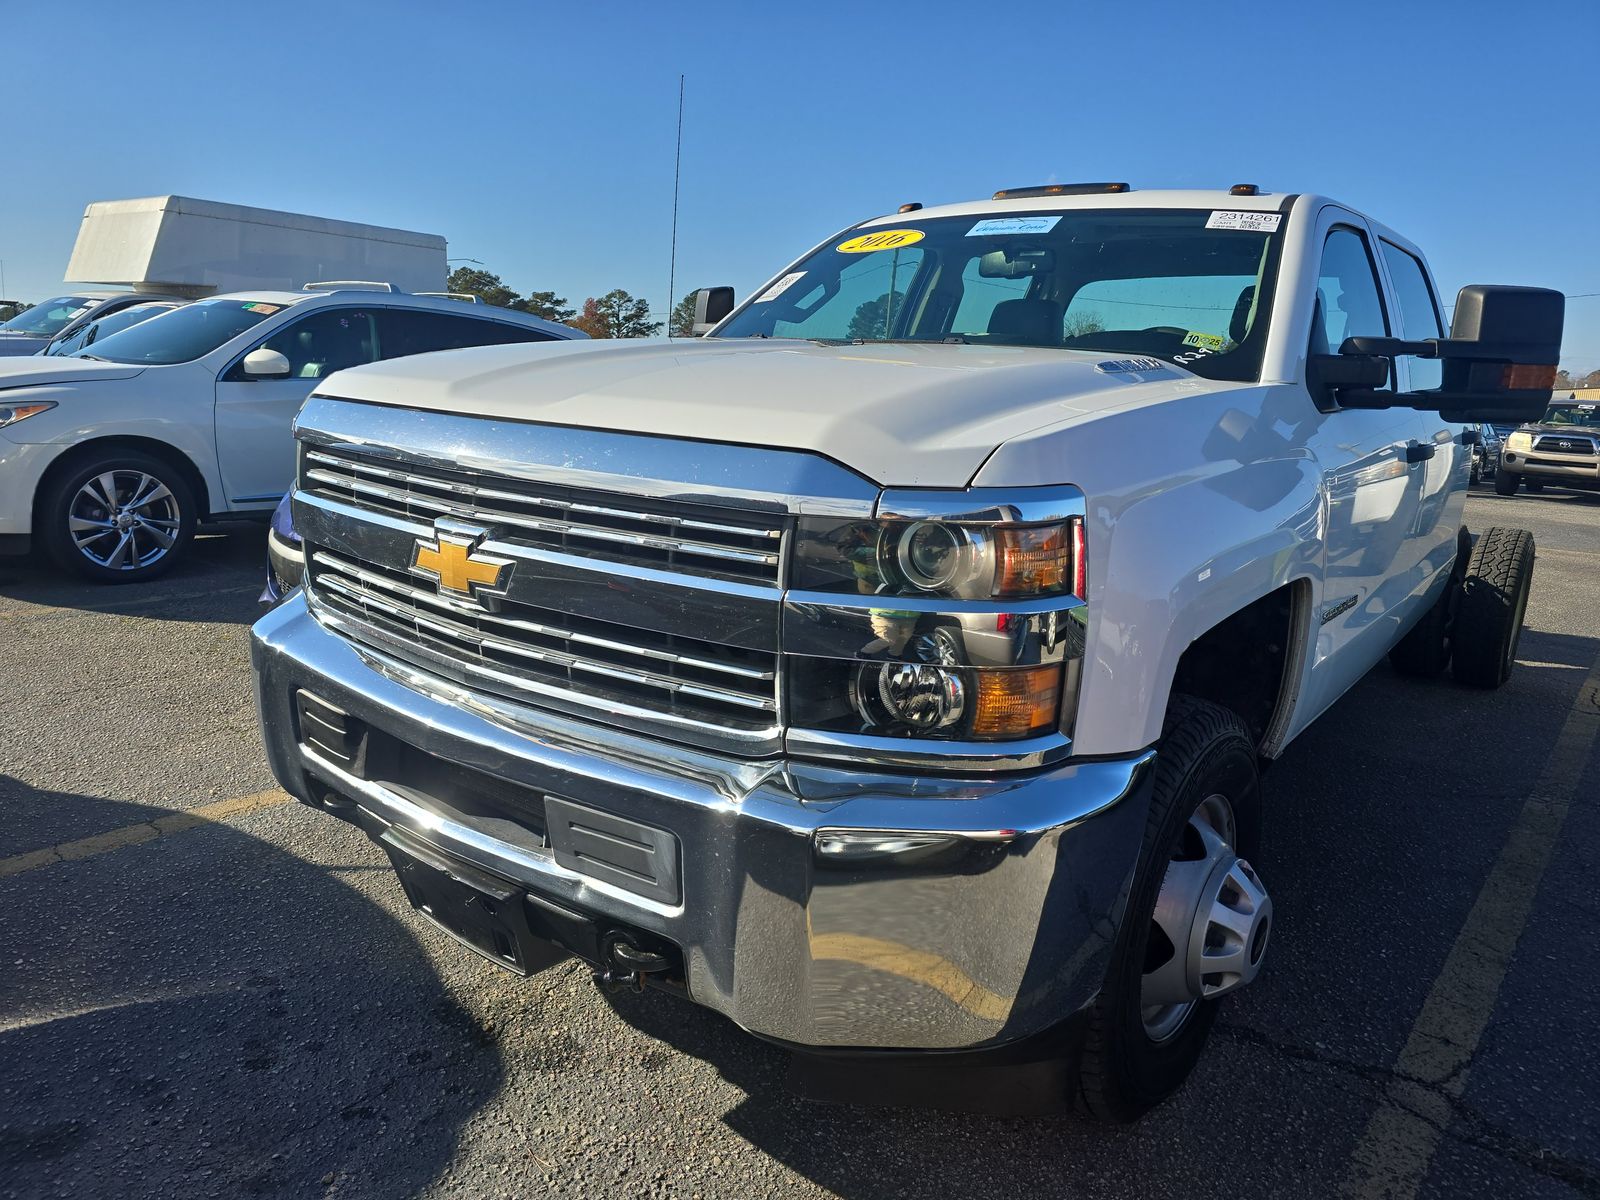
[1205,211,1281,232]
[836,229,926,254]
[242,302,281,314]
[755,272,806,303]
[1095,357,1167,375]
[966,216,1062,237]
[1181,331,1231,352]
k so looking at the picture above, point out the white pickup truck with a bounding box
[251,185,1561,1120]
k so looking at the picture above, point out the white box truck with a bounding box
[0,197,448,355]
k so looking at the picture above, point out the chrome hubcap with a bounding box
[69,470,181,571]
[1141,793,1271,1042]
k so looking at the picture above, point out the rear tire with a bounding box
[1451,527,1535,688]
[1494,471,1520,496]
[1077,696,1264,1123]
[39,449,197,583]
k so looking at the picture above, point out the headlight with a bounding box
[795,516,1083,600]
[787,494,1086,753]
[0,401,57,429]
[1506,431,1534,452]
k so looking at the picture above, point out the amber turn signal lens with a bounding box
[995,524,1073,597]
[970,665,1061,738]
[1502,364,1556,390]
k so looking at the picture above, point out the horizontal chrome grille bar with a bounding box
[303,447,786,584]
[307,551,779,724]
[314,550,774,683]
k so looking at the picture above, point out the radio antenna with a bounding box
[667,74,685,334]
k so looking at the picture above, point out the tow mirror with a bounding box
[241,347,292,378]
[1322,285,1564,423]
[691,287,735,336]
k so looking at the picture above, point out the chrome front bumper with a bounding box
[251,595,1152,1051]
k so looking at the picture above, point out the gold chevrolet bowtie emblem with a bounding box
[409,523,512,603]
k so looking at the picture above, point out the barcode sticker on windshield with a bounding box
[967,216,1062,237]
[755,273,805,303]
[1206,211,1281,232]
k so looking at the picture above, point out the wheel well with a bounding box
[32,437,212,532]
[1170,582,1306,754]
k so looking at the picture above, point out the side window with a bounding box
[377,309,555,360]
[230,308,378,381]
[771,249,925,340]
[1314,228,1389,356]
[1380,242,1444,391]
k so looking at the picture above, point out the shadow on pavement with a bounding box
[0,527,267,625]
[0,781,504,1199]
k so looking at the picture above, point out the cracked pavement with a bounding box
[1,486,1597,1199]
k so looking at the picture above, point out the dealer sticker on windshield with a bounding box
[755,272,806,303]
[966,216,1062,237]
[837,229,926,254]
[1205,211,1281,232]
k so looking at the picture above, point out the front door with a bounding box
[1304,220,1433,703]
[213,305,380,507]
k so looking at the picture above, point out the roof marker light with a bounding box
[1229,184,1261,196]
[992,182,1130,200]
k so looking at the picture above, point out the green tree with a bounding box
[574,289,662,339]
[668,291,700,337]
[444,266,522,309]
[846,291,906,341]
[522,290,575,323]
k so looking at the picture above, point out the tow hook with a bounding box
[591,937,672,993]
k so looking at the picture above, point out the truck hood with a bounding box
[0,356,147,388]
[316,337,1206,487]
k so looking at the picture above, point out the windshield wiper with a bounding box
[74,353,107,362]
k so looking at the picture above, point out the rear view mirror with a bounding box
[1324,286,1564,423]
[691,287,735,336]
[978,249,1055,278]
[241,347,292,378]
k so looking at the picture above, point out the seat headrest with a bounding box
[987,298,1064,347]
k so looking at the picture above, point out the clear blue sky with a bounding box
[5,0,1598,370]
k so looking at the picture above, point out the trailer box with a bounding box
[63,196,447,298]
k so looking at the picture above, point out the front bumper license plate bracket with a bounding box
[378,825,568,976]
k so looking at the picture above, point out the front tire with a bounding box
[40,450,197,583]
[1494,471,1520,496]
[1452,527,1535,688]
[1077,696,1268,1123]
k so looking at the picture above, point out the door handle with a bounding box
[1405,441,1436,464]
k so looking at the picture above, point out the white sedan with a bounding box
[0,286,582,581]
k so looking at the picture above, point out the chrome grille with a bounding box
[302,447,785,585]
[1533,434,1597,456]
[307,550,779,731]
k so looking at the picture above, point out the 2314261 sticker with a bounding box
[836,229,926,254]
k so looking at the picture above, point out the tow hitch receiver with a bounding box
[592,937,674,993]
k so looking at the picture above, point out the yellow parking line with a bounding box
[1343,651,1600,1199]
[0,788,292,881]
[810,931,1013,1022]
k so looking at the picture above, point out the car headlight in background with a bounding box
[1505,431,1534,452]
[0,401,57,429]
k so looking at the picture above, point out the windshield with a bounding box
[44,304,177,357]
[1540,401,1600,428]
[715,209,1284,381]
[80,298,285,365]
[1,295,98,337]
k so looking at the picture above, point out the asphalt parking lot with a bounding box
[2,486,1597,1200]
